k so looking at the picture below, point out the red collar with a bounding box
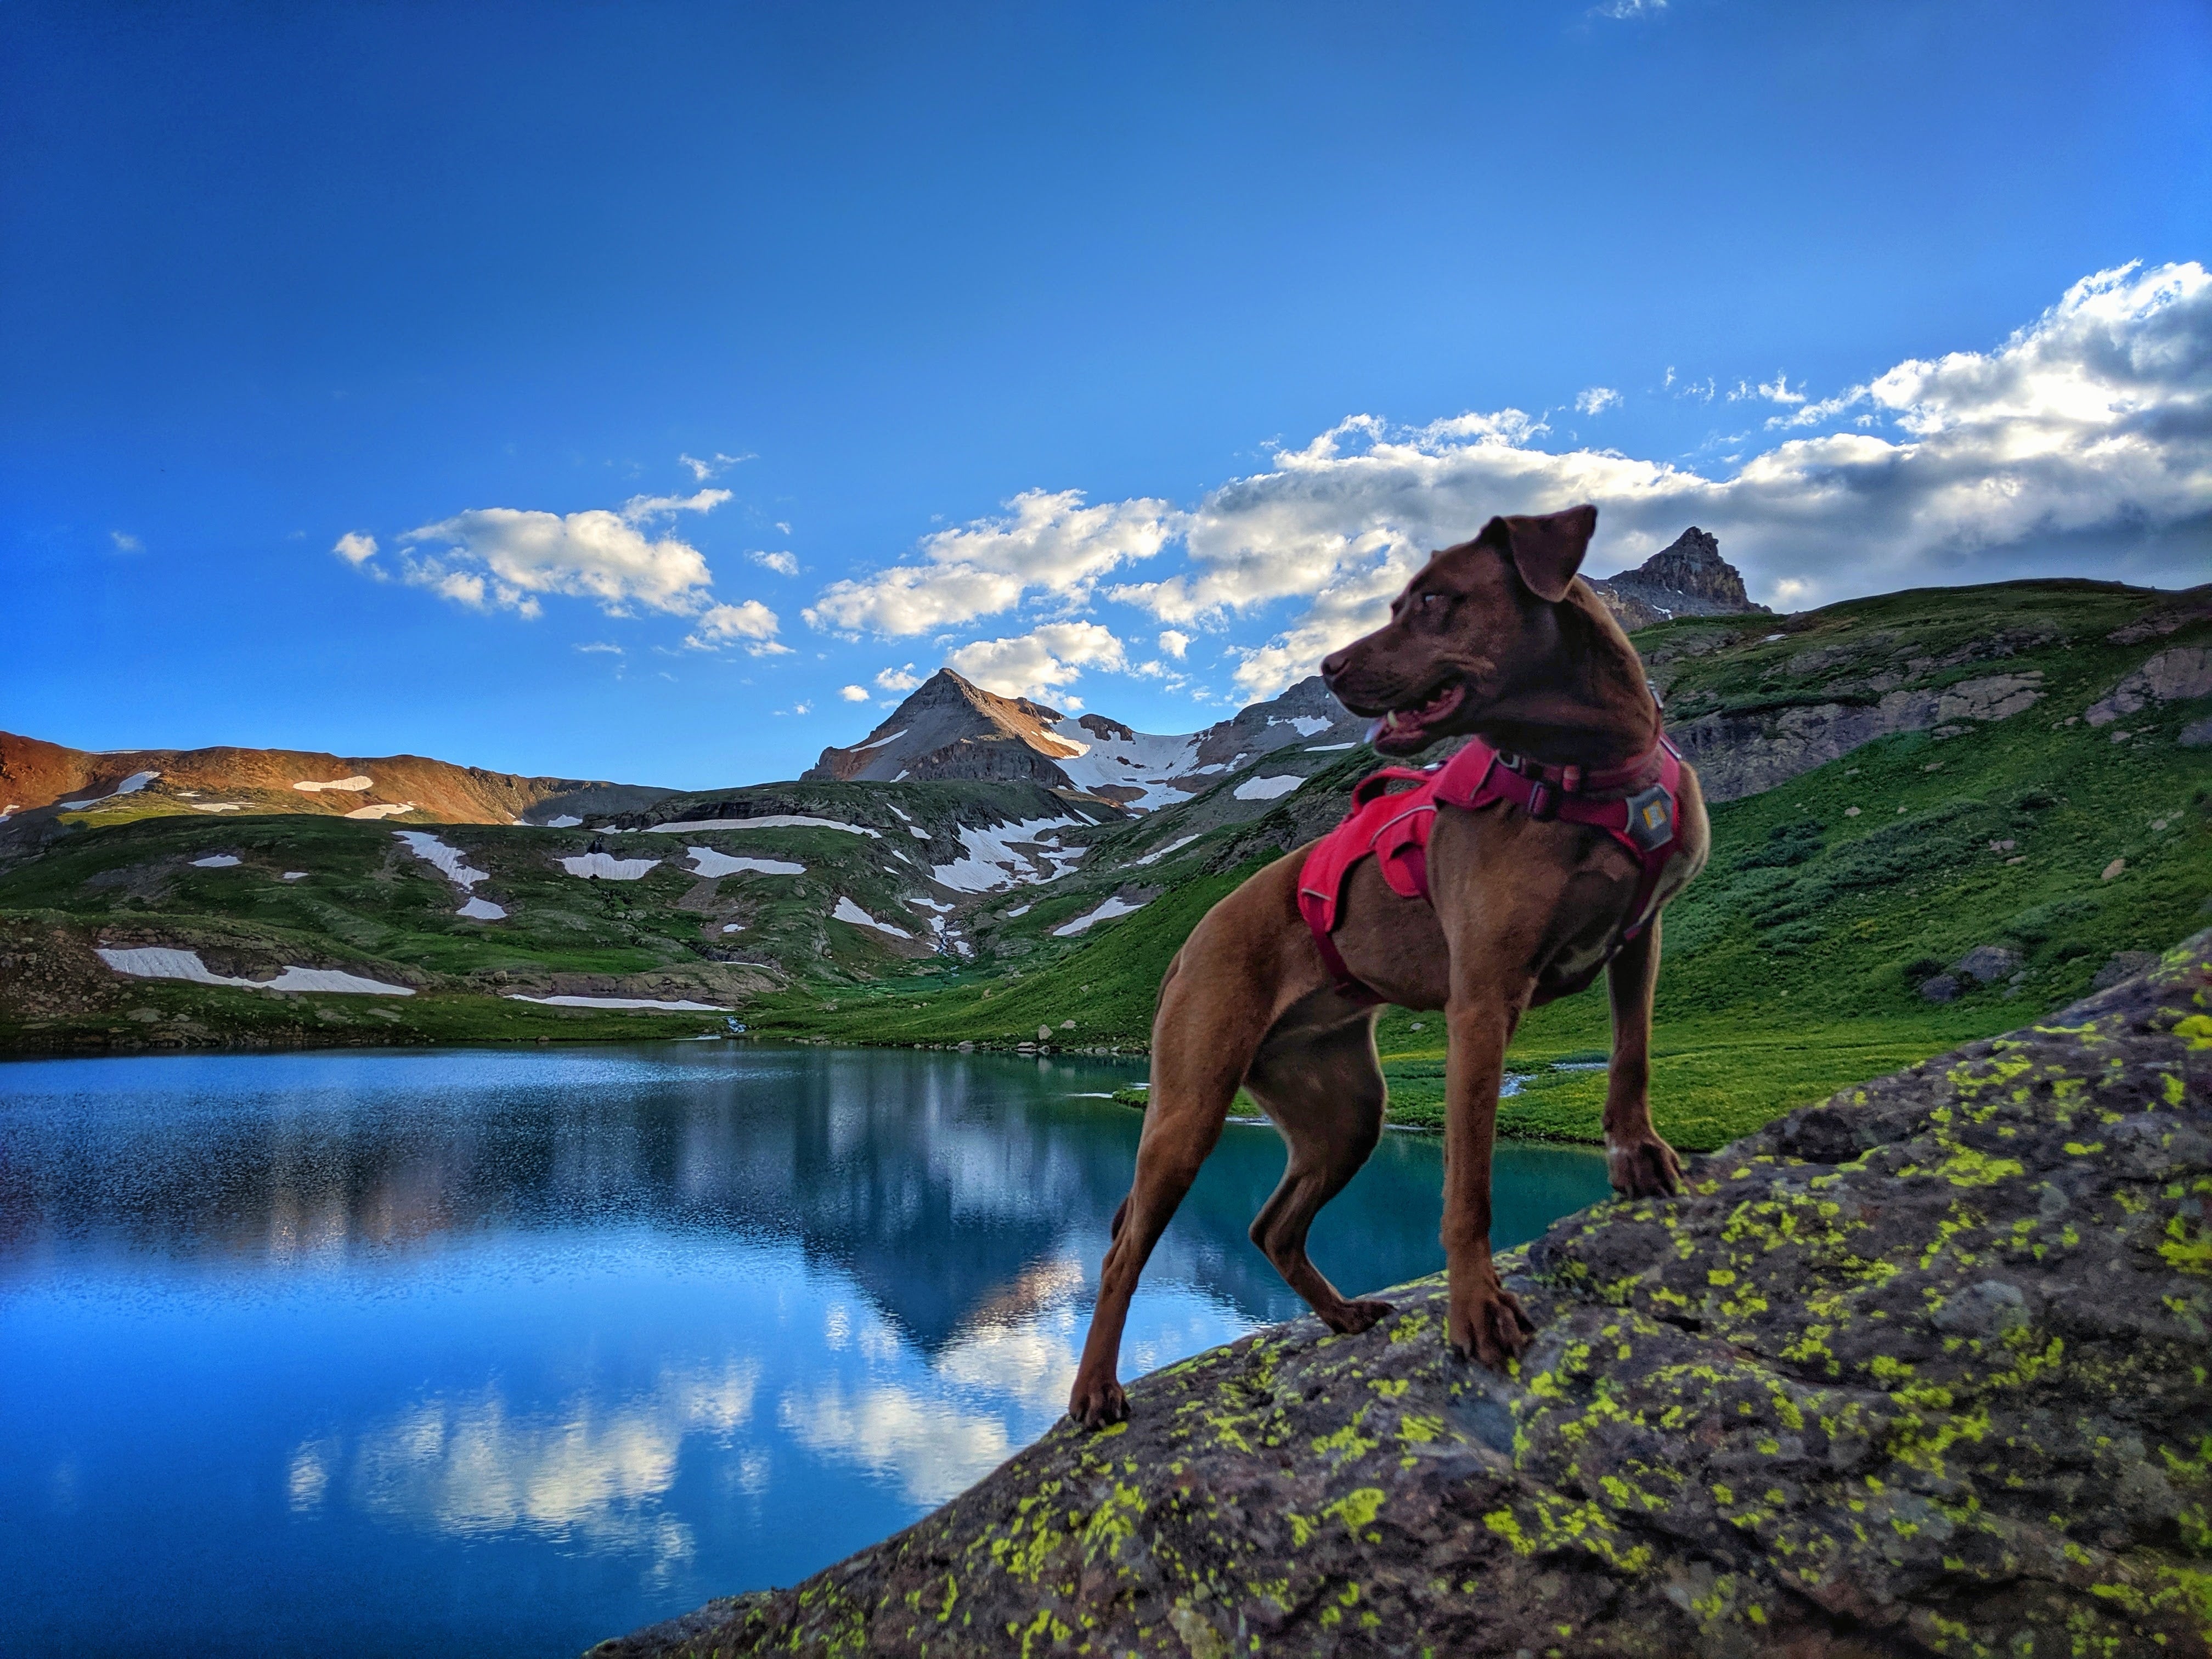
[1480,733,1667,800]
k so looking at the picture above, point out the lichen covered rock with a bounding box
[599,935,2212,1658]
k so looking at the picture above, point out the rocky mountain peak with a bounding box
[905,668,1066,729]
[802,668,1362,808]
[1637,526,1731,597]
[1584,526,1771,630]
[802,669,1082,787]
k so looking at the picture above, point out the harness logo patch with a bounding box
[1625,783,1675,851]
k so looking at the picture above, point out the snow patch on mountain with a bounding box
[833,897,912,938]
[1052,895,1148,936]
[930,816,1086,892]
[560,851,661,880]
[686,847,806,877]
[646,815,879,838]
[98,947,415,996]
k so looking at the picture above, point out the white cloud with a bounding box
[575,641,624,655]
[838,684,870,702]
[332,531,377,566]
[684,599,787,655]
[1573,386,1623,416]
[804,488,1178,635]
[1593,0,1664,15]
[1157,629,1190,659]
[401,489,726,617]
[1731,373,1808,405]
[111,530,144,553]
[751,550,799,577]
[945,622,1127,701]
[874,663,922,692]
[427,569,492,610]
[619,487,731,521]
[986,262,2208,698]
[679,452,753,481]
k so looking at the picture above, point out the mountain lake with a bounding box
[0,1043,1611,1658]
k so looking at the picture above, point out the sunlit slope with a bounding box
[0,729,676,832]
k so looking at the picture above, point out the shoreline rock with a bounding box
[597,932,2212,1659]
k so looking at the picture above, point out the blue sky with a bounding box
[4,1,2207,788]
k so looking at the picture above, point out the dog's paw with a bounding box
[1606,1132,1683,1199]
[1321,1297,1395,1336]
[1448,1282,1535,1370]
[1067,1373,1128,1429]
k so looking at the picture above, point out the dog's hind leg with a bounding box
[1244,1013,1393,1334]
[1601,916,1683,1198]
[1068,947,1269,1428]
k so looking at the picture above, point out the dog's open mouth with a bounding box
[1367,682,1466,754]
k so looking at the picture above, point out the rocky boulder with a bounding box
[2094,950,2163,991]
[599,934,2212,1659]
[2086,647,2212,727]
[1951,944,2024,986]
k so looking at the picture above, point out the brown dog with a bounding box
[1068,504,1709,1427]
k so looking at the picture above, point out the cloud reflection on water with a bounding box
[292,1357,763,1580]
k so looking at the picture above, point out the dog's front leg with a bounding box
[1440,996,1536,1368]
[1602,917,1683,1198]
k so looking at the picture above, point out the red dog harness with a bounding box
[1296,729,1685,1005]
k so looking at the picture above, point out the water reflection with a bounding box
[0,1045,1609,1658]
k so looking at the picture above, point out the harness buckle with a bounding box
[1624,782,1675,851]
[1526,781,1554,820]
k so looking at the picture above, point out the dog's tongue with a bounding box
[1367,714,1396,746]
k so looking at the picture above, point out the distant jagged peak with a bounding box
[1585,526,1771,629]
[802,667,1362,810]
[803,668,1085,787]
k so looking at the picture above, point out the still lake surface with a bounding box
[0,1043,1610,1658]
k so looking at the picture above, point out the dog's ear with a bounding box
[1479,504,1598,603]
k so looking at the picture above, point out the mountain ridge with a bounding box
[803,667,1364,810]
[0,730,676,836]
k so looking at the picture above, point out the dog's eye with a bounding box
[1419,592,1442,608]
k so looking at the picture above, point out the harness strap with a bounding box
[1297,726,1683,1003]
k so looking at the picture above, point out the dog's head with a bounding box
[1320,504,1598,756]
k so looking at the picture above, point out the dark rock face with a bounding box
[1184,675,1362,774]
[600,935,2212,1659]
[1585,527,1773,631]
[1669,672,2047,804]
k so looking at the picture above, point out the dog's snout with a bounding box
[1319,647,1351,683]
